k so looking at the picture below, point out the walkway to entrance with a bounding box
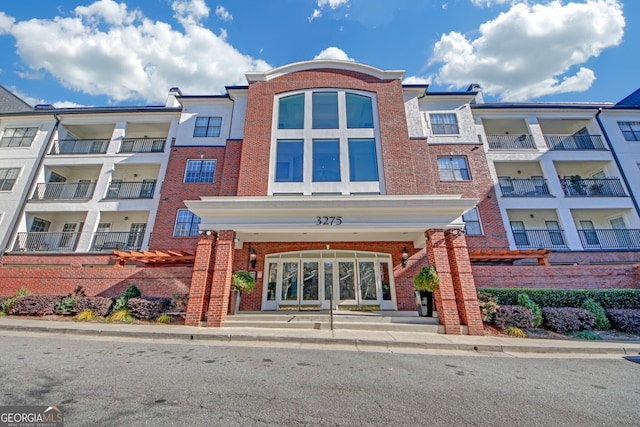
[222,310,442,333]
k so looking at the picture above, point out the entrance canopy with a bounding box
[185,195,478,248]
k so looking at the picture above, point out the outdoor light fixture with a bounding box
[450,229,464,237]
[401,246,409,267]
[249,247,257,269]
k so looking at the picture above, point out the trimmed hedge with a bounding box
[605,309,640,335]
[542,307,595,334]
[127,297,172,320]
[478,288,640,309]
[71,297,113,317]
[493,305,534,329]
[11,295,61,316]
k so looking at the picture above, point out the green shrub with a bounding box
[109,308,134,323]
[517,293,543,327]
[477,293,498,323]
[478,288,640,309]
[74,309,97,322]
[156,314,173,324]
[505,326,526,338]
[567,330,601,340]
[581,298,610,330]
[55,296,76,315]
[1,287,31,314]
[112,284,142,312]
[231,271,256,293]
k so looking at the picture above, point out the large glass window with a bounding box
[438,156,470,181]
[278,94,304,129]
[312,139,340,182]
[0,168,19,191]
[173,209,201,237]
[184,159,216,183]
[618,121,640,141]
[346,93,373,128]
[312,92,338,129]
[349,139,378,181]
[193,117,222,137]
[275,140,303,182]
[430,113,459,135]
[1,127,38,147]
[463,207,482,235]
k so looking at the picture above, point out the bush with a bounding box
[109,308,134,323]
[517,293,542,327]
[567,330,601,340]
[478,288,640,309]
[542,307,595,334]
[74,309,97,321]
[493,305,534,329]
[71,297,113,317]
[505,326,526,338]
[581,299,610,330]
[1,287,31,314]
[127,297,172,320]
[10,295,61,316]
[156,314,173,324]
[477,292,498,323]
[605,309,640,335]
[55,296,76,315]
[113,284,142,312]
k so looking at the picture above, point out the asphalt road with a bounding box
[1,332,639,426]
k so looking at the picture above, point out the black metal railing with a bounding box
[104,181,156,199]
[13,232,80,252]
[31,182,96,201]
[499,178,550,197]
[91,232,144,251]
[544,134,607,151]
[578,229,640,250]
[512,229,568,249]
[118,137,166,153]
[487,134,536,150]
[50,139,109,154]
[559,178,626,197]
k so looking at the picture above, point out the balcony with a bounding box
[13,232,80,252]
[499,178,551,197]
[487,134,536,150]
[31,182,96,201]
[545,134,607,151]
[105,181,156,199]
[50,139,109,155]
[559,178,626,197]
[578,229,640,250]
[512,229,568,249]
[91,231,144,252]
[118,137,166,153]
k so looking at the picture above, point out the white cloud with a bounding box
[308,9,322,22]
[470,0,518,7]
[2,0,270,103]
[431,0,625,100]
[0,12,16,33]
[403,76,432,85]
[215,5,233,22]
[314,47,354,61]
[309,0,349,21]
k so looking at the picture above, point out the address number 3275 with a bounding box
[315,216,343,226]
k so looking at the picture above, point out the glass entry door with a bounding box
[278,261,321,309]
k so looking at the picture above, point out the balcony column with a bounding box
[539,158,564,197]
[185,231,218,326]
[108,121,127,155]
[527,117,547,151]
[556,209,583,250]
[445,230,484,336]
[425,229,461,335]
[76,211,101,252]
[206,230,236,327]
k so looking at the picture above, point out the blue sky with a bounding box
[0,0,636,107]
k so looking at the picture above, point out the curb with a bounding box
[1,323,639,355]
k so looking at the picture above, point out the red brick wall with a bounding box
[472,264,639,289]
[0,255,190,298]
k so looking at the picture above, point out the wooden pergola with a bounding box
[468,248,551,266]
[113,250,195,266]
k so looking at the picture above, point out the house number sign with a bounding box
[315,216,343,225]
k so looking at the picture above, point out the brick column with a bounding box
[184,231,217,326]
[425,229,461,334]
[445,230,484,336]
[206,230,236,327]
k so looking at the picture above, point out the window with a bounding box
[173,209,201,237]
[463,208,482,235]
[0,168,19,191]
[1,127,38,147]
[429,113,459,135]
[618,121,640,141]
[438,157,470,181]
[193,117,222,137]
[275,140,303,182]
[30,217,51,232]
[272,90,380,195]
[184,159,216,183]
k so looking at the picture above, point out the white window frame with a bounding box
[0,127,38,147]
[429,113,460,135]
[0,167,20,191]
[462,207,483,235]
[173,209,201,237]
[618,121,640,142]
[437,156,471,181]
[193,116,222,138]
[184,159,217,183]
[268,89,384,196]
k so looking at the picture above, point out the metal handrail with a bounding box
[512,229,568,249]
[31,182,96,200]
[499,178,550,197]
[559,178,626,197]
[104,181,156,199]
[50,139,109,154]
[487,134,536,150]
[91,232,144,251]
[13,232,80,252]
[544,134,607,151]
[118,137,166,153]
[577,229,640,249]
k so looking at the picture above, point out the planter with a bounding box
[228,289,241,315]
[414,290,433,317]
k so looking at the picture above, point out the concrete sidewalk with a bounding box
[1,316,639,356]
